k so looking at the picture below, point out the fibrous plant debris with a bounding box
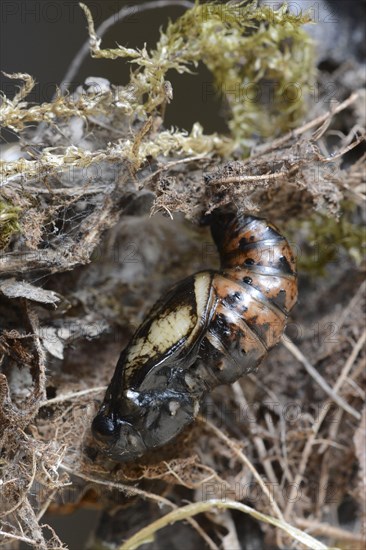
[0,1,365,549]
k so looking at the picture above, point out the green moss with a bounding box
[159,1,314,149]
[290,207,365,276]
[0,200,21,249]
[82,0,315,154]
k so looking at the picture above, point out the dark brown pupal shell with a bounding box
[92,213,298,461]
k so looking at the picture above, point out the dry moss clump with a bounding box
[0,1,365,549]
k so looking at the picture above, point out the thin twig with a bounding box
[162,461,189,486]
[231,381,285,507]
[250,92,359,158]
[284,329,366,519]
[317,402,343,455]
[0,530,36,544]
[315,455,330,519]
[281,336,361,420]
[200,417,284,521]
[332,330,366,391]
[36,488,59,522]
[318,133,366,162]
[60,463,176,508]
[119,499,328,550]
[39,386,107,408]
[295,518,365,544]
[60,465,219,550]
[210,171,288,185]
[59,1,194,95]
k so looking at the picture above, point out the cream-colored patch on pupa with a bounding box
[127,305,195,362]
[194,272,211,319]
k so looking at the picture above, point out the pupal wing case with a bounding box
[92,213,298,461]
